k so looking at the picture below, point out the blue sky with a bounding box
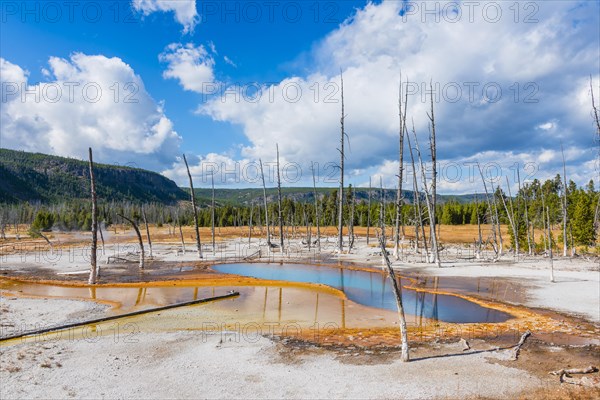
[1,1,599,193]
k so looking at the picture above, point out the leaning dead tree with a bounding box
[32,229,53,255]
[379,234,409,362]
[276,144,285,251]
[142,205,153,259]
[259,159,272,247]
[118,213,145,269]
[337,70,346,253]
[406,123,428,257]
[476,162,499,259]
[88,147,98,285]
[412,124,441,267]
[183,154,202,259]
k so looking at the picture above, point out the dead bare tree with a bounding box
[118,213,144,269]
[276,144,284,251]
[176,208,186,254]
[426,81,438,260]
[519,170,532,255]
[98,222,106,255]
[249,201,254,245]
[259,159,271,247]
[88,147,98,285]
[182,154,202,259]
[475,193,483,259]
[367,177,372,245]
[412,125,441,267]
[211,173,216,253]
[379,177,385,242]
[547,205,555,282]
[348,186,356,251]
[406,121,427,257]
[478,170,501,258]
[311,163,321,252]
[337,70,346,253]
[142,205,153,259]
[379,234,409,362]
[560,145,568,257]
[500,178,519,257]
[394,75,408,260]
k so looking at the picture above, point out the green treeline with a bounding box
[1,177,597,249]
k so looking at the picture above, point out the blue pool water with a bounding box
[213,263,512,323]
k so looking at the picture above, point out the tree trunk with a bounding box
[177,209,186,254]
[379,235,409,362]
[182,154,202,259]
[142,205,153,259]
[348,187,355,251]
[88,147,98,285]
[276,144,284,251]
[394,75,407,260]
[249,202,254,246]
[380,177,385,243]
[561,145,568,257]
[406,124,427,257]
[547,206,554,282]
[311,163,321,253]
[367,177,372,245]
[118,214,144,269]
[427,81,438,261]
[476,193,483,259]
[511,330,531,360]
[211,173,216,253]
[411,125,441,267]
[337,71,346,253]
[98,222,105,255]
[259,159,271,247]
[502,177,519,257]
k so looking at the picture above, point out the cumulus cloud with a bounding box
[159,43,216,93]
[1,54,181,169]
[198,1,599,192]
[132,0,198,33]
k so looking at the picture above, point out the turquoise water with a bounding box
[213,263,512,323]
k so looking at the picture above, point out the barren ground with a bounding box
[0,227,598,399]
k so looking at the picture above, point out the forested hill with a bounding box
[0,148,477,205]
[0,148,187,203]
[193,187,477,206]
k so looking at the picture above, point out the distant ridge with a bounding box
[0,148,477,205]
[0,148,187,203]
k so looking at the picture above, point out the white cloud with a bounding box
[537,121,556,131]
[0,54,181,169]
[159,43,216,93]
[132,0,198,33]
[198,1,599,191]
[223,56,237,68]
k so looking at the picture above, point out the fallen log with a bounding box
[560,373,600,388]
[0,291,240,342]
[550,366,598,376]
[511,330,531,360]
